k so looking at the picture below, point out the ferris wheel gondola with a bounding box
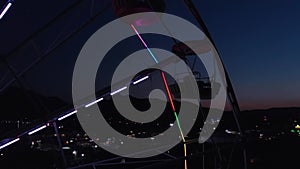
[171,40,221,100]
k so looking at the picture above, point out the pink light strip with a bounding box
[131,24,148,48]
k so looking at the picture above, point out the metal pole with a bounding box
[182,0,247,169]
[53,121,68,168]
[0,1,112,93]
[202,143,205,169]
[2,60,50,121]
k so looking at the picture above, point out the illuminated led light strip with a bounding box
[130,24,159,63]
[146,48,159,64]
[183,143,187,168]
[174,111,188,169]
[130,24,149,48]
[0,2,12,20]
[161,73,187,167]
[161,72,176,111]
[174,112,185,140]
[0,138,19,150]
[58,110,77,121]
[28,125,47,135]
[85,98,103,108]
[110,86,127,96]
[133,76,149,85]
[131,24,188,169]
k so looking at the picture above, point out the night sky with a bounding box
[195,0,300,109]
[0,0,299,111]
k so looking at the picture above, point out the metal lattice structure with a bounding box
[0,1,248,169]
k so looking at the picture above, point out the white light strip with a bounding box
[0,2,12,20]
[133,76,149,85]
[58,110,77,121]
[225,129,231,134]
[0,138,20,150]
[110,86,127,96]
[28,125,47,135]
[85,98,103,108]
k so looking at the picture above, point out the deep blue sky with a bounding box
[195,0,300,109]
[1,0,299,110]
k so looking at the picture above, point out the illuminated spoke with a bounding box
[131,24,188,169]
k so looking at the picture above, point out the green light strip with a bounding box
[174,112,185,141]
